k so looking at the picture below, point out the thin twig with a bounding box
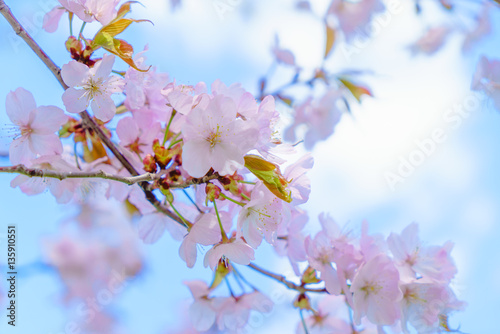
[247,263,326,294]
[0,165,165,185]
[168,174,220,189]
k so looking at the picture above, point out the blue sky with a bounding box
[1,0,499,333]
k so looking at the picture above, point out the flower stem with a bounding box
[299,309,310,334]
[247,263,326,294]
[68,12,73,36]
[238,180,256,185]
[166,195,192,229]
[163,110,177,146]
[213,200,228,243]
[78,21,86,40]
[220,193,245,207]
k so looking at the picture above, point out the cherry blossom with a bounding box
[387,223,457,283]
[61,54,124,122]
[327,0,385,40]
[410,26,451,55]
[181,94,258,177]
[400,282,465,333]
[5,88,67,166]
[285,89,343,150]
[296,295,351,334]
[179,211,232,268]
[350,254,403,326]
[236,182,283,248]
[184,280,217,331]
[204,238,255,270]
[471,55,500,111]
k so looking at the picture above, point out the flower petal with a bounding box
[6,87,36,125]
[138,213,167,244]
[31,106,68,134]
[93,54,115,81]
[9,136,34,165]
[91,93,116,122]
[29,134,63,156]
[62,88,90,113]
[61,60,89,87]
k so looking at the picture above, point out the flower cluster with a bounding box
[0,0,472,333]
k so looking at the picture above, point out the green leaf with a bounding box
[244,155,292,203]
[339,77,372,103]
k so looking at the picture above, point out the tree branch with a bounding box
[0,0,188,228]
[0,165,167,185]
[169,174,220,189]
[247,263,327,294]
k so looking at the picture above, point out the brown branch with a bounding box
[0,165,166,185]
[169,174,220,189]
[0,0,188,228]
[247,263,327,294]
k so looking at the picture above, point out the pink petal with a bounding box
[43,7,65,33]
[29,134,63,156]
[6,88,36,125]
[61,61,89,87]
[138,213,167,244]
[31,106,68,134]
[179,238,197,268]
[222,240,255,265]
[94,54,115,81]
[182,140,212,177]
[9,136,34,165]
[91,93,116,122]
[116,117,139,145]
[62,88,90,113]
[190,300,216,331]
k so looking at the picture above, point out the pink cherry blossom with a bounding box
[272,35,296,66]
[304,231,341,295]
[410,26,451,55]
[274,209,307,275]
[296,295,351,334]
[42,5,66,33]
[211,79,258,118]
[327,0,385,40]
[179,211,232,268]
[400,282,465,333]
[236,182,283,248]
[138,212,187,244]
[5,88,67,166]
[317,214,363,303]
[184,280,217,331]
[116,116,160,157]
[350,254,403,326]
[61,54,124,122]
[463,4,492,51]
[61,0,119,25]
[215,291,273,331]
[204,238,255,270]
[161,80,207,116]
[285,89,343,150]
[387,223,457,283]
[471,55,500,111]
[284,153,313,205]
[181,94,258,177]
